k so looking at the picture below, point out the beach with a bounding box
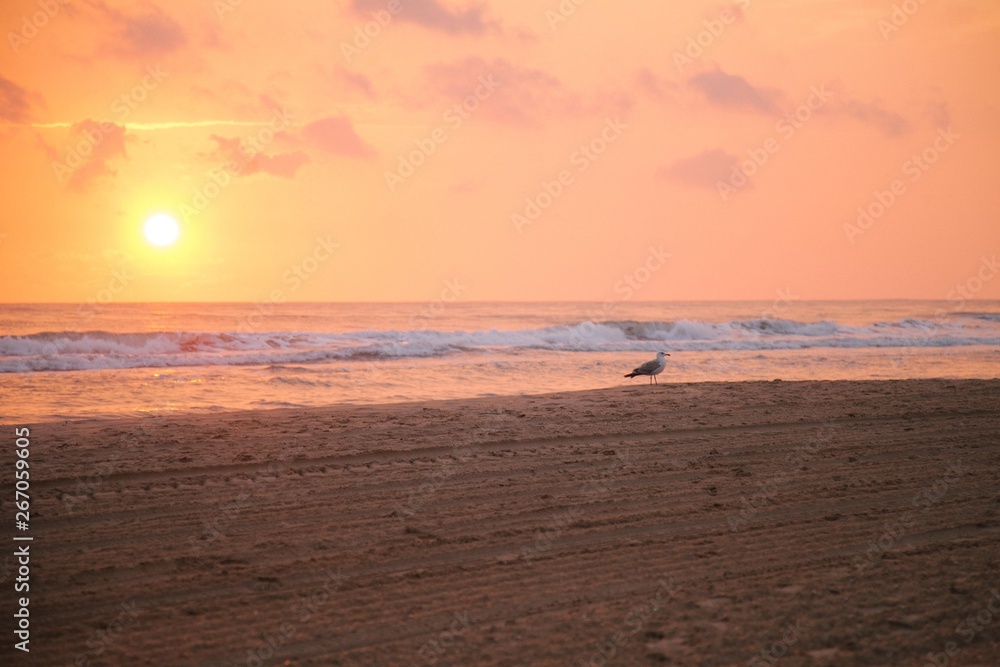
[7,0,1000,662]
[11,378,1000,666]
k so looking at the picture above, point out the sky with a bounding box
[0,0,998,303]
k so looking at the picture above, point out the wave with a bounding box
[954,312,1000,323]
[3,316,1000,373]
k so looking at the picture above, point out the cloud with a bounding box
[636,68,677,102]
[207,134,310,178]
[925,100,951,129]
[301,116,376,158]
[689,69,783,115]
[661,149,739,190]
[189,84,288,121]
[245,151,310,178]
[202,114,373,177]
[332,66,377,99]
[64,119,128,190]
[685,70,910,137]
[0,77,33,122]
[86,1,187,58]
[420,56,576,127]
[720,3,746,23]
[350,0,498,35]
[833,99,912,137]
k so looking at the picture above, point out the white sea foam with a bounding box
[3,302,999,422]
[3,316,999,373]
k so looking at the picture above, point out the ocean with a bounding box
[2,301,999,423]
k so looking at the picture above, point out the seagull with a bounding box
[624,351,670,385]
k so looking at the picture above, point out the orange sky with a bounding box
[1,0,998,303]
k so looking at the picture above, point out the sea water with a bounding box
[2,301,998,422]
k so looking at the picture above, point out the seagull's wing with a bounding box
[634,358,661,374]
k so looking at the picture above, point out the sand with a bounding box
[7,379,1000,666]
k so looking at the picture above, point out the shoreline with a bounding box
[16,378,1000,665]
[12,375,1000,428]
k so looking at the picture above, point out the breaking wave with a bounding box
[3,316,999,373]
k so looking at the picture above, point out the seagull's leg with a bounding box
[654,375,658,385]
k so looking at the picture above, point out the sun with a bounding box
[143,213,180,247]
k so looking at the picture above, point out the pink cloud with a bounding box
[925,100,951,129]
[420,56,566,127]
[247,152,311,178]
[689,69,784,115]
[832,99,911,137]
[332,66,377,99]
[301,115,376,158]
[350,0,499,35]
[201,114,373,178]
[687,68,912,137]
[63,119,129,190]
[636,68,677,102]
[661,149,740,190]
[207,135,310,178]
[86,1,187,59]
[0,77,33,122]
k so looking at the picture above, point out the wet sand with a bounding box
[8,378,1000,666]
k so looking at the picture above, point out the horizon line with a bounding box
[1,298,996,306]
